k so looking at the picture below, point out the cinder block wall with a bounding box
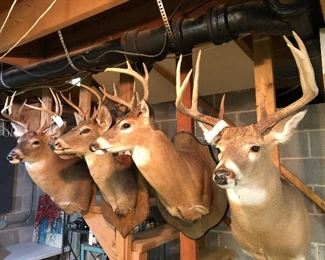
[0,121,38,246]
[152,88,325,259]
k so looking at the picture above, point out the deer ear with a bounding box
[74,112,84,125]
[197,122,214,143]
[11,122,27,137]
[140,100,150,119]
[96,106,112,131]
[264,110,306,144]
[47,123,66,139]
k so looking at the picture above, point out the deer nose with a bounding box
[213,168,234,185]
[50,141,61,150]
[89,143,98,152]
[7,153,14,161]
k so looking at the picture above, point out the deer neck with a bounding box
[227,157,285,219]
[84,150,138,214]
[130,129,209,218]
[24,149,78,190]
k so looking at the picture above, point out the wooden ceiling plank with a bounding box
[0,0,128,53]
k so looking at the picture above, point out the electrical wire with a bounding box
[0,0,18,34]
[0,0,57,61]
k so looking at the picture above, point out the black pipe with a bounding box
[0,0,317,89]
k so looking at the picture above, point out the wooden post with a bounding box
[77,76,118,259]
[176,53,198,260]
[253,35,280,168]
[40,88,53,128]
[320,28,325,92]
[114,73,134,260]
[253,35,325,212]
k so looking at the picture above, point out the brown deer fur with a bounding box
[52,106,149,236]
[7,127,93,214]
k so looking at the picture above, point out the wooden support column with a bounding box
[79,77,117,259]
[40,88,53,128]
[253,35,325,212]
[320,28,325,92]
[176,54,198,260]
[115,73,134,260]
[253,35,280,168]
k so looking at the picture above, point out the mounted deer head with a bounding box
[175,32,316,258]
[51,84,149,237]
[90,61,227,239]
[3,89,93,214]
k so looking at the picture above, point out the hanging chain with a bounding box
[156,0,175,43]
[57,30,81,72]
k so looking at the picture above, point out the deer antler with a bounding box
[61,84,103,121]
[175,50,224,126]
[24,88,62,118]
[255,31,319,133]
[24,88,63,132]
[100,82,136,110]
[104,61,149,102]
[79,84,103,120]
[60,91,86,120]
[1,92,29,130]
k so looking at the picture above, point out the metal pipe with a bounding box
[0,0,318,90]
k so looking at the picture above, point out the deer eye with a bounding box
[80,128,91,135]
[250,145,261,153]
[32,141,40,146]
[121,123,131,130]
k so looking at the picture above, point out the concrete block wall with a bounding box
[151,88,325,260]
[0,121,38,246]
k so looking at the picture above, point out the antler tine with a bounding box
[60,92,86,120]
[55,92,63,116]
[104,61,150,102]
[49,88,62,116]
[1,92,29,129]
[79,84,102,120]
[175,51,220,126]
[100,83,134,110]
[255,31,319,133]
[24,98,56,117]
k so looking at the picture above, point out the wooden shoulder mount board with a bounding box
[101,164,150,237]
[157,132,228,239]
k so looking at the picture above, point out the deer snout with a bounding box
[213,168,235,186]
[89,142,107,155]
[50,140,62,151]
[89,143,99,152]
[7,151,23,163]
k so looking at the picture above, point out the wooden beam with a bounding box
[281,166,325,211]
[253,34,325,212]
[40,88,53,127]
[82,211,117,260]
[154,64,218,117]
[114,72,135,260]
[253,35,280,169]
[320,28,325,92]
[175,54,198,260]
[0,0,128,53]
[77,75,119,258]
[235,36,253,60]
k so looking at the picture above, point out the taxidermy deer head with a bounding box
[175,32,316,259]
[89,61,227,239]
[3,90,93,214]
[51,84,149,237]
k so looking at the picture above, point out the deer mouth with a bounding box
[7,155,24,164]
[89,143,109,154]
[52,147,72,154]
[213,169,236,188]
